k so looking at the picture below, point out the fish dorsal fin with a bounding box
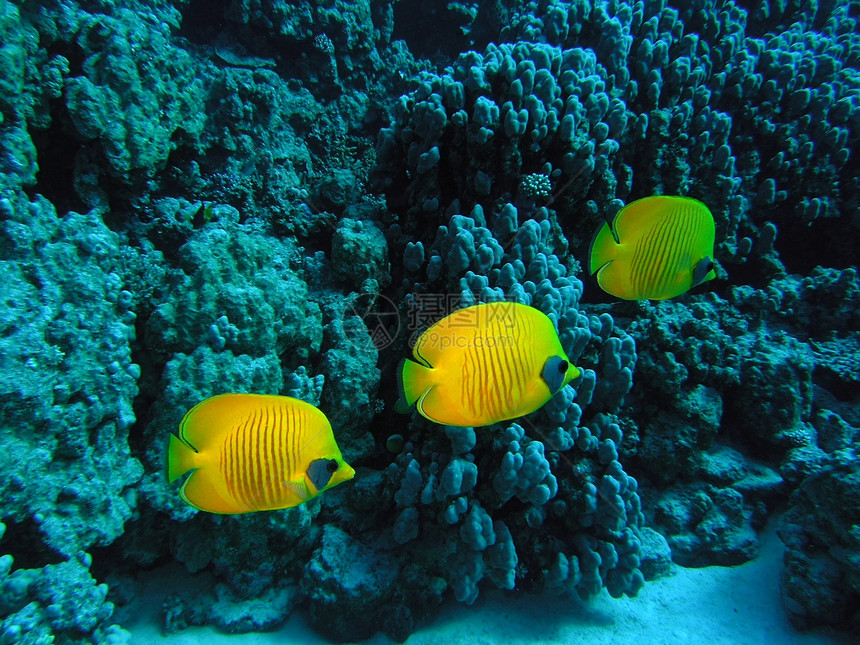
[179,393,272,450]
[611,196,685,242]
[413,302,521,366]
[413,305,474,367]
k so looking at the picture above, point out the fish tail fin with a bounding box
[589,222,619,275]
[166,433,197,483]
[396,358,434,413]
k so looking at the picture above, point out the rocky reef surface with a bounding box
[0,0,857,642]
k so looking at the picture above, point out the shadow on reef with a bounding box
[0,0,858,642]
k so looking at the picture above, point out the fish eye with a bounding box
[326,459,339,473]
[541,355,569,392]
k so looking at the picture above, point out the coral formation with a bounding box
[0,0,857,641]
[779,450,860,632]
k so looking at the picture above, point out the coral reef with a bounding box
[779,449,860,632]
[0,0,857,641]
[0,194,140,641]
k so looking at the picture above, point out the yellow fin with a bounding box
[166,433,197,484]
[613,196,697,240]
[415,386,449,425]
[179,466,241,514]
[589,221,619,276]
[398,358,436,410]
[178,393,255,450]
[410,304,482,367]
[283,477,312,502]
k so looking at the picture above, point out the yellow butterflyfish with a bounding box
[166,393,354,514]
[589,195,716,300]
[397,302,581,427]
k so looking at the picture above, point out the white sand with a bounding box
[125,523,851,645]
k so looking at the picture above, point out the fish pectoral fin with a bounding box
[283,477,312,501]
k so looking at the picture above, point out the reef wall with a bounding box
[0,0,857,642]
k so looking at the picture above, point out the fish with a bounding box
[165,393,355,514]
[589,195,717,300]
[397,302,581,427]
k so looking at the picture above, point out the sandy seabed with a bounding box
[125,522,852,645]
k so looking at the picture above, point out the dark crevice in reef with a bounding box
[178,0,309,78]
[814,365,860,405]
[717,259,772,293]
[127,374,161,466]
[89,512,176,584]
[28,112,88,218]
[776,215,859,276]
[1,517,64,570]
[159,136,206,198]
[392,0,472,63]
[177,0,232,45]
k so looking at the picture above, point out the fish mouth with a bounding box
[340,463,357,482]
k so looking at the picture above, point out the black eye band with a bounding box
[541,355,570,393]
[327,459,339,473]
